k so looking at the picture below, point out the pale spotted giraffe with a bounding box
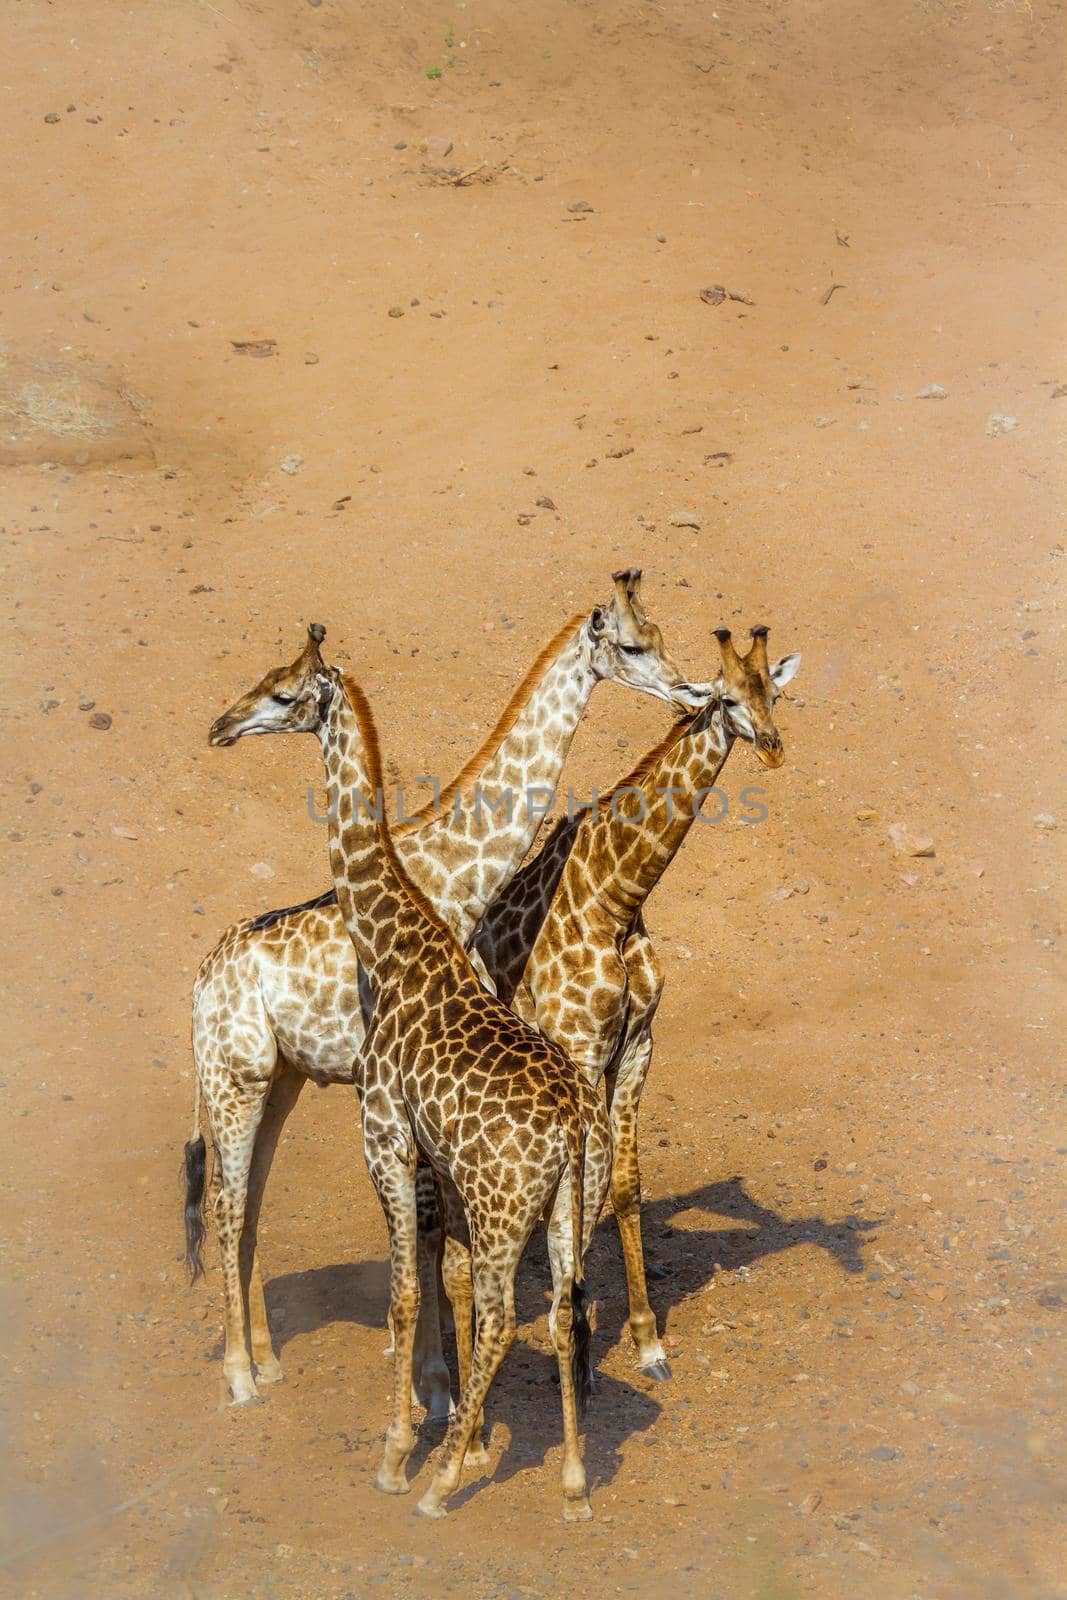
[473,624,801,1376]
[205,627,613,1521]
[185,572,708,1409]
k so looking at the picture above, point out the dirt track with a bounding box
[3,1,1064,1595]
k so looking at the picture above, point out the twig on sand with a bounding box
[432,161,488,187]
[820,283,846,305]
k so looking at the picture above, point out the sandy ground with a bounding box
[2,0,1065,1595]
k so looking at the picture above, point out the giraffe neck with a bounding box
[590,702,735,921]
[320,676,461,989]
[399,615,598,941]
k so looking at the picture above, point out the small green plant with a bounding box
[444,24,455,47]
[426,65,442,79]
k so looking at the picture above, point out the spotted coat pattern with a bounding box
[473,626,801,1376]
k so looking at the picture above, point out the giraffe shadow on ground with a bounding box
[626,1173,879,1320]
[257,1172,876,1363]
[236,1175,876,1494]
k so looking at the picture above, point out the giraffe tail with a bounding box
[566,1121,593,1422]
[183,1077,207,1283]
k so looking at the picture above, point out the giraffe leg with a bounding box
[240,1063,305,1386]
[607,1028,669,1378]
[412,1166,453,1423]
[206,1079,274,1404]
[417,1264,516,1518]
[553,1277,591,1521]
[365,1145,421,1495]
[440,1203,488,1467]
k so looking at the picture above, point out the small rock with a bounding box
[888,822,935,857]
[987,413,1018,437]
[535,496,556,510]
[88,712,112,731]
[700,286,726,305]
[111,825,138,840]
[887,1284,903,1300]
[517,513,532,526]
[813,1158,828,1171]
[668,511,702,529]
[916,384,947,399]
[656,233,667,243]
[304,352,320,365]
[78,699,96,712]
[44,112,61,124]
[814,415,835,428]
[280,454,304,475]
[230,338,276,358]
[866,1446,901,1462]
[798,1491,822,1516]
[567,200,594,213]
[1033,813,1056,830]
[855,807,878,822]
[387,306,405,318]
[250,861,275,880]
[426,135,453,160]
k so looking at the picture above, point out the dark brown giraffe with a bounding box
[204,626,613,1521]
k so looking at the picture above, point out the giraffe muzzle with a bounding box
[209,716,241,747]
[755,733,785,768]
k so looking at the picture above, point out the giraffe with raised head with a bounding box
[472,623,801,1377]
[185,572,708,1411]
[205,625,613,1521]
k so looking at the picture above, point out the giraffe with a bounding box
[206,625,613,1521]
[186,572,709,1409]
[472,623,801,1377]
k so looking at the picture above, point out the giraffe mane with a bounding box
[393,612,587,835]
[338,674,456,939]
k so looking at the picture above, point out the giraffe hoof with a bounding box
[640,1358,672,1382]
[374,1471,412,1496]
[415,1495,448,1519]
[463,1444,490,1470]
[563,1497,593,1522]
[255,1359,285,1386]
[227,1376,261,1405]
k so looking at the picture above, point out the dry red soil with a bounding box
[3,0,1064,1596]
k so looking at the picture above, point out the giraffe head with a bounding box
[588,569,711,712]
[208,624,331,746]
[712,624,800,768]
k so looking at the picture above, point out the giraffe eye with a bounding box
[272,692,295,706]
[620,644,645,657]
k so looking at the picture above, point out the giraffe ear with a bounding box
[770,652,801,688]
[588,604,607,640]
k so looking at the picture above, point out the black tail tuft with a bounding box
[183,1135,207,1282]
[571,1280,593,1422]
